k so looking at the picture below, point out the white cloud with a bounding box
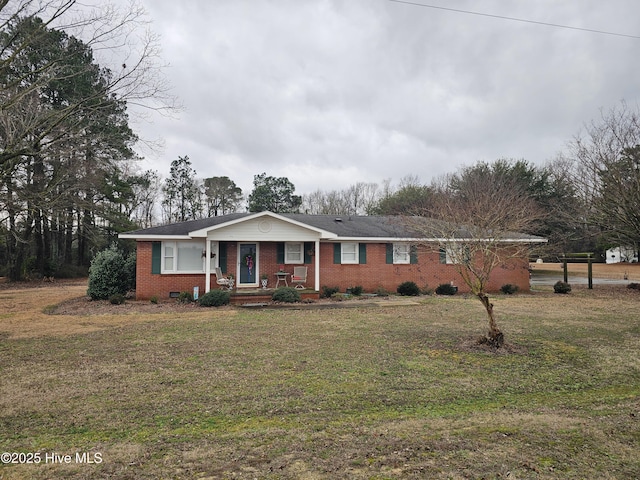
[114,0,640,197]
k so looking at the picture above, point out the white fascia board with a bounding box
[118,234,192,240]
[188,210,338,238]
[327,237,427,243]
[329,237,547,243]
[432,237,548,243]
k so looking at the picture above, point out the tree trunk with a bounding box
[477,292,504,348]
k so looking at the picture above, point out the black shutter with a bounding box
[304,242,313,264]
[359,243,367,264]
[277,242,285,264]
[333,243,341,264]
[410,245,418,264]
[151,242,161,274]
[219,242,228,274]
[386,243,394,264]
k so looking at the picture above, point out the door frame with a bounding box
[237,242,259,287]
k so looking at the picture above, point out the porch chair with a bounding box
[291,266,307,289]
[214,267,232,289]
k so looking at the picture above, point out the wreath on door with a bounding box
[242,253,254,278]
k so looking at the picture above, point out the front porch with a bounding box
[224,288,320,305]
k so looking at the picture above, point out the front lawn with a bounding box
[1,285,639,479]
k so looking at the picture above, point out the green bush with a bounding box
[150,295,159,304]
[553,281,572,294]
[198,289,231,307]
[321,285,340,298]
[500,284,519,295]
[397,281,420,296]
[177,291,193,303]
[124,251,137,290]
[348,285,364,296]
[87,244,136,300]
[272,287,301,303]
[435,283,458,295]
[109,293,125,305]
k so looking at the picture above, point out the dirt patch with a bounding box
[51,295,224,315]
[530,262,640,280]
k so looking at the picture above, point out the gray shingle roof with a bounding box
[121,212,545,242]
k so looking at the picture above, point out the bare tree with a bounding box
[404,165,545,348]
[0,0,177,278]
[565,102,640,251]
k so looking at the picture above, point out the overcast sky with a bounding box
[117,0,640,197]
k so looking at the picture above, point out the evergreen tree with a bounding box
[247,172,301,213]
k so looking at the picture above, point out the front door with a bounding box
[238,243,258,286]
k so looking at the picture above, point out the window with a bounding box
[440,244,470,265]
[393,243,411,264]
[164,244,174,271]
[341,242,358,264]
[285,242,303,264]
[162,241,205,273]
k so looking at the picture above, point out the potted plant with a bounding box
[260,273,268,289]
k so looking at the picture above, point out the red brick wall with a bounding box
[317,243,530,294]
[135,241,530,299]
[135,242,206,300]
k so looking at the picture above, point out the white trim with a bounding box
[340,242,359,264]
[314,239,320,291]
[284,242,304,264]
[189,211,337,238]
[237,242,259,287]
[393,243,411,264]
[330,237,547,243]
[161,240,206,274]
[119,234,192,240]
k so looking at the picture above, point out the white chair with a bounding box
[291,266,307,289]
[214,267,231,289]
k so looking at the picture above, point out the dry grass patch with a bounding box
[0,284,639,478]
[0,280,235,339]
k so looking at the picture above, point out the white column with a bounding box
[205,239,211,293]
[314,239,320,291]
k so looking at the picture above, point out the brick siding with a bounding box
[135,241,530,300]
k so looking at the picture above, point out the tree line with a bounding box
[1,3,638,281]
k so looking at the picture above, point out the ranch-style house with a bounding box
[119,211,546,300]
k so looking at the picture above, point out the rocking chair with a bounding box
[291,266,307,289]
[214,267,232,289]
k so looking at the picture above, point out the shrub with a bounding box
[501,284,519,295]
[87,244,136,300]
[397,281,420,296]
[321,285,340,298]
[177,291,193,303]
[272,287,301,303]
[435,283,458,295]
[553,281,572,294]
[198,289,231,307]
[123,251,137,290]
[349,285,364,296]
[108,293,125,305]
[150,295,159,304]
[627,282,640,290]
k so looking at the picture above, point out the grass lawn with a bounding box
[1,283,639,479]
